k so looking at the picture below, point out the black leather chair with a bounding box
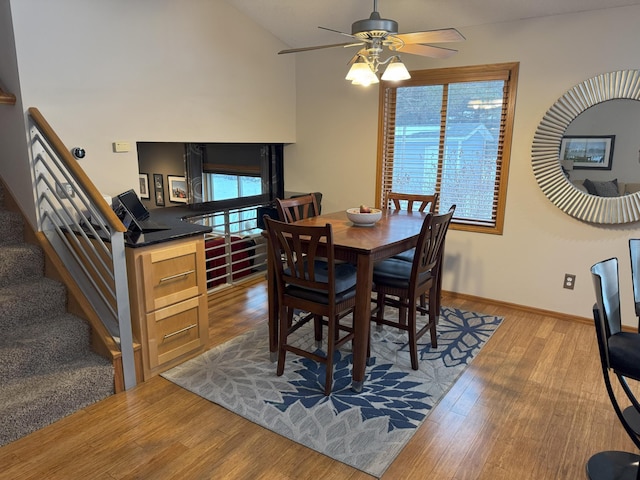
[589,257,640,479]
[263,216,356,395]
[630,239,640,331]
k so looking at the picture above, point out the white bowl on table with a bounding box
[346,208,383,227]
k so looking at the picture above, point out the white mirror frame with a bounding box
[532,70,640,224]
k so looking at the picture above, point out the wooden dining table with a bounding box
[266,208,427,392]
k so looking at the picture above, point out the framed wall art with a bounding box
[153,173,165,206]
[167,175,187,203]
[138,173,150,199]
[559,135,615,170]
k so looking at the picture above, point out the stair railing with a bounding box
[0,81,16,105]
[27,107,136,390]
[186,205,268,290]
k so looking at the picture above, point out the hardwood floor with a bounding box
[0,275,635,479]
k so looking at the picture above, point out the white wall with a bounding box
[0,0,34,223]
[5,1,640,325]
[285,6,640,325]
[7,0,296,204]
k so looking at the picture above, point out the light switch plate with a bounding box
[113,141,131,153]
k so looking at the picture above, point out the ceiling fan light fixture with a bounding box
[278,1,464,86]
[351,70,380,86]
[346,58,379,86]
[381,56,411,81]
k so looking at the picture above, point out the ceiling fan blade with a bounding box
[318,26,358,39]
[396,43,458,59]
[278,42,365,55]
[394,28,465,45]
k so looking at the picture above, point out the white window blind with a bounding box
[377,63,519,234]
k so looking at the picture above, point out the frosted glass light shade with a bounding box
[346,60,379,86]
[381,57,411,81]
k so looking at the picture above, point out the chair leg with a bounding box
[429,289,438,348]
[314,314,323,349]
[399,303,408,326]
[324,316,336,396]
[435,270,443,325]
[408,304,419,370]
[276,306,291,376]
[376,293,385,332]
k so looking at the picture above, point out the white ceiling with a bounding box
[223,0,640,48]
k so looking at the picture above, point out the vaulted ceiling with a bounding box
[223,0,640,49]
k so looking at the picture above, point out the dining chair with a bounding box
[386,191,439,214]
[371,205,456,370]
[629,239,640,331]
[275,194,320,223]
[386,192,440,312]
[263,216,357,395]
[589,257,640,479]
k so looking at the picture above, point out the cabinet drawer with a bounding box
[140,240,206,312]
[146,295,208,369]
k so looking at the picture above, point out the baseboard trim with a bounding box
[442,290,594,326]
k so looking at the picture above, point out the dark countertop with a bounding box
[124,205,212,247]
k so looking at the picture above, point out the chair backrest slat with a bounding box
[630,239,640,324]
[276,194,320,223]
[264,216,335,296]
[591,257,622,340]
[387,192,439,214]
[412,205,456,289]
[591,257,622,374]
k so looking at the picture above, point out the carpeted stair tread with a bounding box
[0,277,67,328]
[0,356,114,446]
[0,210,24,245]
[0,313,94,382]
[0,243,44,287]
[0,183,114,447]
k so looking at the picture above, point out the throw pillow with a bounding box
[582,178,598,195]
[592,179,619,197]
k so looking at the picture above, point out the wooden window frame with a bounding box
[375,62,519,235]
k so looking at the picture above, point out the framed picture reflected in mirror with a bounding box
[560,135,615,170]
[153,173,165,206]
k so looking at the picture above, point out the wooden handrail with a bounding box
[0,87,16,105]
[28,107,126,233]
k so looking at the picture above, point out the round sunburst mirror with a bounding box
[532,70,640,224]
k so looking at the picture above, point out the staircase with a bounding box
[0,183,114,447]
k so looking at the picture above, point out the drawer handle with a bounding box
[159,269,195,283]
[163,323,197,341]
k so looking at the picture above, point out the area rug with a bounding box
[161,306,503,478]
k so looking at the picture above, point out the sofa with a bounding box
[571,178,640,197]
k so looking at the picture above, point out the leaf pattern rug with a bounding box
[161,306,503,478]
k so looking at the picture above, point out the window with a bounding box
[376,63,519,234]
[203,173,262,201]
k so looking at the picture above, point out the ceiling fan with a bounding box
[278,0,465,86]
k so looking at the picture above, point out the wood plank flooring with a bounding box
[0,276,635,479]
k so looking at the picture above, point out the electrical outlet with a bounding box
[563,273,576,290]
